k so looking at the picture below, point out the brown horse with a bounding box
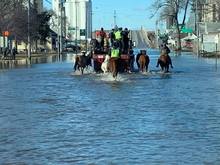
[138,54,150,72]
[119,55,130,73]
[109,57,119,78]
[156,53,173,72]
[136,50,150,72]
[74,52,92,74]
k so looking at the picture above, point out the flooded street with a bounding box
[1,50,220,164]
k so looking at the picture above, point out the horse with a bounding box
[138,54,150,72]
[156,52,173,72]
[109,57,119,78]
[101,54,111,73]
[90,39,101,53]
[136,50,150,72]
[119,55,130,73]
[74,52,92,74]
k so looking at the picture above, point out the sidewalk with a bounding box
[16,52,58,59]
[0,52,58,60]
[0,52,59,68]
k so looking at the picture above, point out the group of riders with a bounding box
[74,26,173,75]
[92,26,132,54]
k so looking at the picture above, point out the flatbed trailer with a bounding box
[92,53,130,72]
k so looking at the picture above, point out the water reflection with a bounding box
[1,51,220,164]
[0,54,74,69]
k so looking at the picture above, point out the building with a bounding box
[52,0,92,44]
[65,0,92,42]
[197,1,220,53]
[52,0,60,15]
[198,0,220,22]
[0,0,44,51]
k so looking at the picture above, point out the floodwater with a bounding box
[1,50,220,165]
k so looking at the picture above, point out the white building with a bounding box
[52,0,92,43]
[65,0,92,42]
[52,0,60,15]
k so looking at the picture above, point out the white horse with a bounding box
[101,54,111,73]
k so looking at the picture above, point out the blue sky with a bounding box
[92,0,158,30]
[44,0,162,31]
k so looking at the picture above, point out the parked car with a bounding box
[63,44,81,53]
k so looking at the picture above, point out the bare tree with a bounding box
[151,0,190,50]
[1,0,51,52]
[0,0,15,33]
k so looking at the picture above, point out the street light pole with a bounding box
[27,0,31,59]
[155,20,159,48]
[196,0,200,56]
[75,0,78,52]
[114,10,116,26]
[58,0,64,56]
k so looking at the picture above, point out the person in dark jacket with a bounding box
[12,47,17,60]
[121,28,129,53]
[109,28,115,47]
[129,49,135,72]
[160,43,170,54]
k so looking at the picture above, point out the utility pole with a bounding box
[155,20,159,48]
[91,7,93,40]
[196,0,200,56]
[75,0,78,52]
[27,0,31,59]
[58,0,64,56]
[114,10,116,26]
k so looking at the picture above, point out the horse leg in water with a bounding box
[156,59,160,68]
[165,64,169,73]
[160,62,165,72]
[139,55,146,72]
[113,59,118,78]
[74,56,79,71]
[140,61,145,72]
[157,59,164,72]
[157,55,167,72]
[161,55,169,73]
[81,67,84,75]
[110,58,118,78]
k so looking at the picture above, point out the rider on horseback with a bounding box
[108,42,121,78]
[156,44,173,72]
[157,43,173,68]
[109,42,121,58]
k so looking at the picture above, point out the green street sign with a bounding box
[80,29,86,36]
[181,27,193,33]
[68,27,75,30]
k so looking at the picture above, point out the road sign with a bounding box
[181,27,193,33]
[80,29,86,36]
[68,27,76,30]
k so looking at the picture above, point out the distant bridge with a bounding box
[130,30,156,49]
[92,29,156,49]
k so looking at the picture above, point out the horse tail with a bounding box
[139,55,146,72]
[140,61,145,72]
